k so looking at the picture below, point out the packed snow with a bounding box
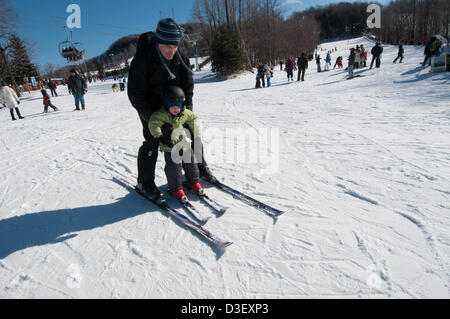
[0,37,449,298]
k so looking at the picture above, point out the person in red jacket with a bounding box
[41,89,59,113]
[285,57,295,81]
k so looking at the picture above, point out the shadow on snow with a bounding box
[0,185,226,259]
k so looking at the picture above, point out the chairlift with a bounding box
[58,26,85,62]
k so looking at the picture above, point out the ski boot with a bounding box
[198,164,217,184]
[173,189,189,204]
[190,182,205,196]
[136,182,164,204]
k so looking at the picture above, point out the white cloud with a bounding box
[280,0,303,7]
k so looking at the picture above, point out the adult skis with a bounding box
[134,186,232,248]
[203,179,285,218]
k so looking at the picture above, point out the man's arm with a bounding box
[128,56,153,117]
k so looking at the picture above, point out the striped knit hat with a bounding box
[155,18,182,46]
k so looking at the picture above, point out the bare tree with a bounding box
[0,0,20,95]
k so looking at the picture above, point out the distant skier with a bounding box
[297,53,308,81]
[148,85,203,200]
[315,55,321,72]
[348,48,356,79]
[370,42,383,69]
[324,52,331,71]
[264,64,272,87]
[0,81,24,121]
[354,46,361,69]
[359,44,366,67]
[255,64,266,88]
[393,41,404,64]
[48,80,58,97]
[41,89,59,113]
[422,36,439,67]
[334,56,343,69]
[285,57,295,81]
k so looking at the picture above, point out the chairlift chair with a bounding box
[58,26,85,62]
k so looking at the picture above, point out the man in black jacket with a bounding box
[297,53,308,81]
[369,42,383,69]
[67,69,87,110]
[128,18,216,200]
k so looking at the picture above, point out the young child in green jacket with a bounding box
[148,86,203,201]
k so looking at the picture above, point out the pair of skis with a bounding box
[135,179,285,248]
[169,187,228,226]
[135,186,233,248]
[203,178,285,219]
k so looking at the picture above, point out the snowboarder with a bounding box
[0,81,23,121]
[67,69,87,111]
[148,85,203,200]
[370,42,383,69]
[393,41,404,64]
[297,53,308,81]
[127,18,216,201]
[41,89,59,113]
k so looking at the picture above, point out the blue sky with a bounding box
[13,0,390,70]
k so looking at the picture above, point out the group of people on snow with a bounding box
[255,64,273,88]
[1,68,89,120]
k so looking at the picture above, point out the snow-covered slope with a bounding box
[0,37,449,298]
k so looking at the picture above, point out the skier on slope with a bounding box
[127,18,216,201]
[285,57,295,81]
[148,85,203,201]
[348,48,356,79]
[0,81,24,121]
[41,89,59,113]
[393,41,404,64]
[296,53,308,81]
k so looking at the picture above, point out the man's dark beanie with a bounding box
[155,18,182,46]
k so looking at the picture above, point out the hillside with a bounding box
[0,37,449,299]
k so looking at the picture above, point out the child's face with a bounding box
[169,105,181,115]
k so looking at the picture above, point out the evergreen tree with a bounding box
[0,50,6,79]
[210,26,244,76]
[8,34,39,84]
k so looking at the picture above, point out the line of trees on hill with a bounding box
[2,0,449,85]
[191,0,449,75]
[372,0,449,45]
